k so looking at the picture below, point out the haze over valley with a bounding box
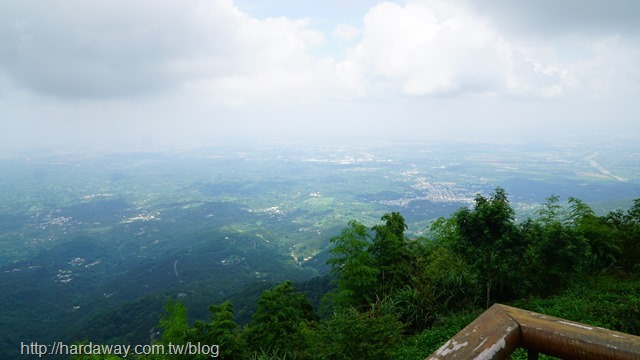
[1,137,639,353]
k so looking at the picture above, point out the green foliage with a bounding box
[510,275,640,336]
[319,193,640,358]
[69,341,124,360]
[71,353,122,360]
[392,309,481,360]
[606,201,640,274]
[189,301,245,359]
[568,197,621,271]
[451,187,519,307]
[419,246,481,313]
[325,220,378,309]
[92,194,640,359]
[515,194,635,298]
[245,281,318,357]
[531,220,591,290]
[427,216,460,246]
[370,212,412,298]
[158,300,189,345]
[318,305,404,360]
[536,194,563,224]
[247,348,296,360]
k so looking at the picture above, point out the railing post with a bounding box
[502,305,640,360]
[427,304,520,360]
[427,304,640,359]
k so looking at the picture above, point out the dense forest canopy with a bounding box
[73,188,640,359]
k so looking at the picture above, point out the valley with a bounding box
[0,137,638,355]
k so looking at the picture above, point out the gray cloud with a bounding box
[0,1,242,98]
[0,0,638,149]
[465,0,640,37]
[0,0,332,103]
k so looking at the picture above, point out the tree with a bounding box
[189,301,244,359]
[536,194,563,224]
[325,220,378,309]
[422,246,480,313]
[245,281,318,356]
[158,299,189,345]
[522,196,593,294]
[370,212,411,297]
[452,187,519,308]
[567,197,619,271]
[536,221,591,288]
[606,199,640,273]
[625,199,640,273]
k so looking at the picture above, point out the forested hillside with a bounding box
[73,188,640,359]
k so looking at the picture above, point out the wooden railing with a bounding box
[427,304,640,360]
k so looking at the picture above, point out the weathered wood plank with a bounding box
[502,304,640,360]
[427,303,640,359]
[426,304,521,360]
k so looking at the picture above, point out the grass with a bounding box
[397,274,639,359]
[509,274,640,335]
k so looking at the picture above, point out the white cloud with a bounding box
[333,23,359,42]
[0,0,638,148]
[0,0,336,103]
[2,0,636,104]
[582,35,640,96]
[185,12,341,106]
[334,0,640,100]
[335,1,513,97]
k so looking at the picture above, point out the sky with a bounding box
[1,0,639,149]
